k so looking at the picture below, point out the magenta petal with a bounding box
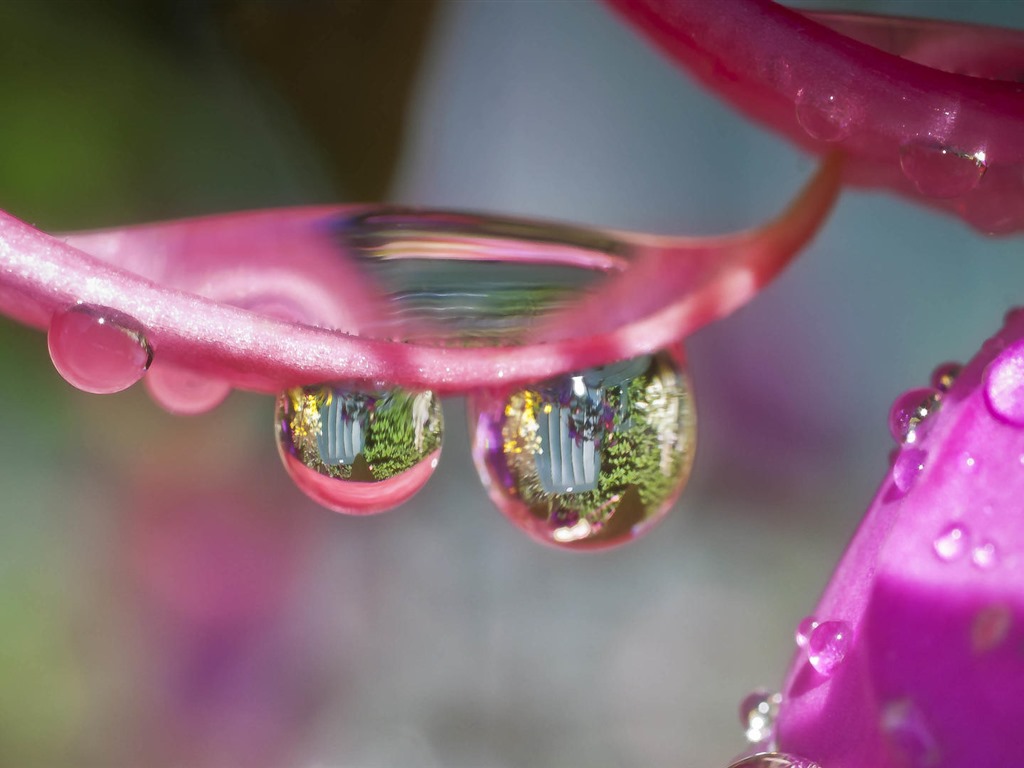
[606,0,1024,233]
[776,313,1024,766]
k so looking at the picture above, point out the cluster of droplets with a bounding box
[739,689,782,747]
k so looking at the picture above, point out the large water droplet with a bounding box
[933,522,969,562]
[48,304,153,394]
[795,616,819,649]
[892,448,927,496]
[899,140,987,198]
[145,363,231,415]
[806,619,853,677]
[726,753,821,768]
[276,384,443,514]
[984,340,1024,426]
[929,362,961,393]
[468,348,695,550]
[888,387,940,445]
[795,88,853,141]
[739,690,782,745]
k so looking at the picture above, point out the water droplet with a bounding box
[892,448,927,496]
[899,140,987,198]
[971,604,1012,653]
[961,452,978,473]
[145,363,231,415]
[795,88,853,141]
[275,384,443,514]
[739,690,782,745]
[468,348,695,550]
[929,362,961,393]
[881,699,941,767]
[795,616,819,649]
[933,522,969,562]
[726,753,821,768]
[984,340,1024,426]
[806,619,853,677]
[971,539,998,569]
[888,387,940,445]
[48,304,152,394]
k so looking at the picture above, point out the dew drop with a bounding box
[971,539,998,570]
[899,140,987,198]
[929,362,961,393]
[48,304,153,394]
[145,363,231,415]
[933,522,969,562]
[888,387,940,445]
[984,340,1024,426]
[739,690,782,745]
[961,452,978,474]
[795,88,853,141]
[726,753,821,768]
[795,616,819,649]
[806,619,853,677]
[275,384,443,514]
[468,348,695,550]
[892,448,927,496]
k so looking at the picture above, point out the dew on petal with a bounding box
[806,620,853,677]
[929,362,961,394]
[795,616,819,649]
[468,348,695,550]
[726,753,822,768]
[933,522,969,562]
[984,340,1024,426]
[899,140,987,199]
[145,363,231,415]
[275,384,443,515]
[971,539,998,570]
[892,448,927,496]
[795,88,853,142]
[739,689,782,745]
[887,387,940,445]
[960,452,978,474]
[47,304,153,394]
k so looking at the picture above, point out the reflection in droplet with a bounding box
[795,616,819,649]
[48,304,153,394]
[933,522,969,562]
[469,348,695,550]
[971,540,998,570]
[795,88,853,141]
[145,363,231,415]
[888,387,940,445]
[276,384,443,514]
[806,620,853,677]
[984,340,1024,426]
[892,448,927,496]
[726,753,822,768]
[930,362,961,393]
[899,140,987,198]
[739,690,782,745]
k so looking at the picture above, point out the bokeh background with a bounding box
[2,1,1023,766]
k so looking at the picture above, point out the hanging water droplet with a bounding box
[929,362,961,393]
[933,522,969,562]
[984,339,1024,426]
[468,348,695,550]
[739,690,782,745]
[795,88,853,141]
[806,619,853,677]
[275,384,443,514]
[892,448,927,496]
[145,363,231,415]
[795,616,819,649]
[888,387,940,445]
[726,753,821,768]
[971,539,998,570]
[899,140,987,198]
[47,304,153,394]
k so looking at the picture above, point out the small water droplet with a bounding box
[899,140,987,198]
[468,348,695,550]
[929,362,962,393]
[739,690,782,745]
[971,604,1012,653]
[888,387,940,445]
[961,452,978,473]
[48,304,152,394]
[892,448,927,496]
[984,340,1024,426]
[806,620,853,677]
[881,699,941,767]
[795,616,819,649]
[795,88,854,141]
[933,522,969,562]
[971,539,998,569]
[276,384,443,514]
[145,363,231,415]
[726,752,821,768]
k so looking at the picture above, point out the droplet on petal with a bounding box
[932,522,969,562]
[929,362,961,393]
[795,88,854,142]
[984,339,1024,426]
[739,689,782,745]
[47,303,153,394]
[275,384,443,514]
[145,363,231,415]
[971,539,998,570]
[468,348,695,550]
[795,616,819,649]
[726,753,822,768]
[888,387,940,445]
[892,448,928,496]
[898,140,987,199]
[806,620,853,677]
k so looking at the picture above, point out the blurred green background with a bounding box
[2,2,1024,766]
